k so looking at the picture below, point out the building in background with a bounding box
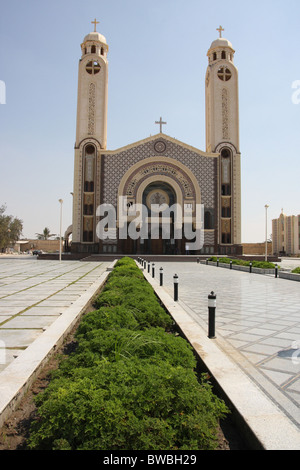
[272,211,300,256]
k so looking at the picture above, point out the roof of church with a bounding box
[103,133,218,158]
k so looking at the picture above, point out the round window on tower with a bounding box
[86,61,101,75]
[217,66,232,81]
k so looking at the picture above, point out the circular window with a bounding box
[146,189,170,210]
[154,141,167,153]
[217,67,232,81]
[86,61,101,75]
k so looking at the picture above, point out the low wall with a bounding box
[201,261,275,275]
[279,272,300,282]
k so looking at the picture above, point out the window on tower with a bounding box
[86,61,101,74]
[84,181,94,192]
[221,184,231,196]
[91,45,96,54]
[221,51,226,59]
[217,66,232,81]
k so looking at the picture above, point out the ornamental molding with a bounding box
[88,82,96,135]
[124,161,195,200]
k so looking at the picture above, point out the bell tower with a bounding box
[72,19,109,252]
[205,26,241,253]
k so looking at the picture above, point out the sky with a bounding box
[0,0,300,243]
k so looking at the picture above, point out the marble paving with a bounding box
[154,261,300,430]
[0,258,109,372]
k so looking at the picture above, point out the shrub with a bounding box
[292,267,300,274]
[76,306,140,335]
[28,257,229,451]
[208,257,276,269]
[75,327,197,368]
[28,360,228,451]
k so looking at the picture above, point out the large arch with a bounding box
[116,157,202,254]
[118,156,201,206]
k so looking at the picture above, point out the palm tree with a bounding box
[35,227,57,240]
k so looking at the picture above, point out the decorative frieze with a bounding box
[222,88,229,140]
[88,83,96,135]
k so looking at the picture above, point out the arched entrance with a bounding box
[117,157,201,255]
[141,181,177,255]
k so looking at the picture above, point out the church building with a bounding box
[70,21,242,256]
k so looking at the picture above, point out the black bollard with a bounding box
[160,267,163,286]
[249,262,252,273]
[208,291,216,339]
[152,263,155,278]
[173,274,178,301]
[230,260,232,270]
[148,261,150,273]
[275,264,278,278]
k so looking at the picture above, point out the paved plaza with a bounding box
[0,257,110,372]
[1,255,300,447]
[153,260,300,431]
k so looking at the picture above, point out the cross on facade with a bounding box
[155,117,167,133]
[91,18,99,32]
[216,25,224,38]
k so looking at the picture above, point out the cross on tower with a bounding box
[91,18,99,32]
[155,117,167,133]
[216,25,224,38]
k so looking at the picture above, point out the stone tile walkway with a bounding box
[154,261,300,430]
[0,258,109,372]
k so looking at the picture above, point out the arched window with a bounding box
[84,181,94,192]
[221,51,226,59]
[91,45,96,54]
[85,144,95,156]
[213,52,217,61]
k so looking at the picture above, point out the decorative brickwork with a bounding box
[101,137,216,209]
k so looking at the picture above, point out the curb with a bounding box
[141,265,300,450]
[0,260,116,429]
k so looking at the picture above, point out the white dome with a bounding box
[209,37,234,51]
[83,31,107,45]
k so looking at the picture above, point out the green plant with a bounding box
[292,267,300,274]
[28,257,229,451]
[75,327,197,368]
[208,256,276,269]
[28,360,228,450]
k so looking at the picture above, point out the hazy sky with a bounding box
[1,0,300,243]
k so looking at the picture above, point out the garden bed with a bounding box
[0,257,245,450]
[202,257,277,275]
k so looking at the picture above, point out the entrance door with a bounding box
[150,237,164,254]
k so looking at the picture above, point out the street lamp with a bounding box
[59,199,63,262]
[265,204,269,262]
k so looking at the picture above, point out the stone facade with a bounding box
[71,24,242,256]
